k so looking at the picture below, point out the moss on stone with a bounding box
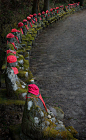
[60,130,78,140]
[15,88,27,97]
[7,53,15,56]
[7,43,14,50]
[26,46,31,50]
[17,49,25,54]
[24,53,29,59]
[66,126,78,137]
[23,59,29,68]
[17,54,24,60]
[18,71,28,78]
[43,126,59,138]
[0,97,25,105]
[2,63,7,70]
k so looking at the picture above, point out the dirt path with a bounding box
[30,9,86,140]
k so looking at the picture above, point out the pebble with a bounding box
[48,115,51,119]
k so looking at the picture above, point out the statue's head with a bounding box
[7,55,18,67]
[11,28,18,36]
[23,19,28,25]
[33,13,37,18]
[27,16,31,22]
[6,33,15,43]
[18,22,24,29]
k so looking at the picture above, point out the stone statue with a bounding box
[21,84,78,140]
[11,28,23,50]
[5,54,27,99]
[6,33,18,51]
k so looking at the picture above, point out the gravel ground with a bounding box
[30,9,86,140]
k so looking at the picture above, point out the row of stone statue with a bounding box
[4,3,80,140]
[5,3,80,99]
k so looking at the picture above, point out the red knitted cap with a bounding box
[38,13,41,16]
[60,5,63,8]
[50,8,53,12]
[56,7,59,9]
[18,22,24,27]
[7,55,17,63]
[29,14,33,18]
[11,28,18,33]
[33,13,37,17]
[27,16,31,21]
[23,19,27,22]
[28,84,39,95]
[42,11,45,14]
[6,33,14,38]
[46,10,49,13]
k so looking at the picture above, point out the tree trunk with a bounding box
[43,0,49,11]
[32,0,38,14]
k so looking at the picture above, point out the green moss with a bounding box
[0,88,25,104]
[27,41,32,46]
[2,63,7,70]
[17,54,24,60]
[7,43,14,50]
[60,130,78,140]
[29,36,35,41]
[16,88,27,96]
[54,106,64,115]
[17,49,25,54]
[66,126,78,137]
[23,59,29,69]
[18,71,27,78]
[26,46,31,50]
[24,53,29,59]
[26,33,32,38]
[21,41,27,46]
[7,53,15,56]
[43,126,59,138]
[0,97,25,105]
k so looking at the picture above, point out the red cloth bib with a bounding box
[25,25,29,30]
[7,50,16,55]
[11,67,19,75]
[26,93,47,112]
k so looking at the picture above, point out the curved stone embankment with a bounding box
[30,9,86,140]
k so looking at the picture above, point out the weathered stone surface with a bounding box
[21,92,78,140]
[5,67,27,99]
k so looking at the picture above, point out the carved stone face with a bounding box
[23,22,27,25]
[6,67,18,91]
[12,32,17,36]
[7,38,14,43]
[7,61,18,67]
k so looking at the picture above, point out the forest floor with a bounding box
[0,9,86,140]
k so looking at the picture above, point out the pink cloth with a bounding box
[29,22,32,28]
[25,25,29,30]
[27,84,47,112]
[28,84,39,95]
[15,36,20,43]
[20,28,23,34]
[7,50,16,55]
[11,67,19,75]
